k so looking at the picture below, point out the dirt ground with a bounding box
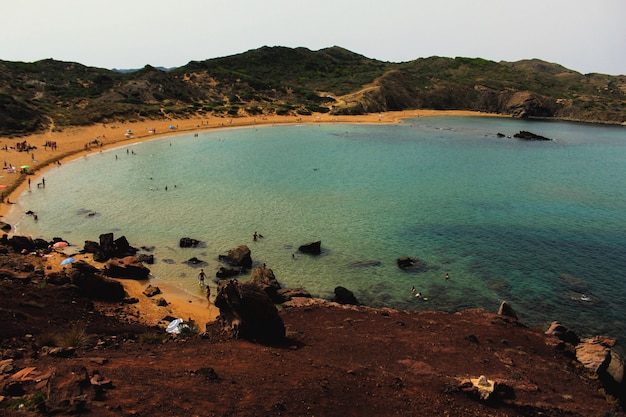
[0,250,624,417]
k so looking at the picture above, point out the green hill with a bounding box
[1,46,624,136]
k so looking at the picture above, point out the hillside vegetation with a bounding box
[1,46,624,136]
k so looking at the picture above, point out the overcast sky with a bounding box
[3,0,625,75]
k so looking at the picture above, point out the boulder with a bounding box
[513,130,552,141]
[545,321,580,345]
[9,235,35,252]
[104,256,151,280]
[214,279,285,342]
[137,253,154,264]
[143,284,161,298]
[576,336,622,378]
[334,286,359,305]
[396,256,429,272]
[216,266,242,279]
[298,240,321,255]
[0,221,11,232]
[179,237,201,248]
[219,245,252,269]
[248,265,283,303]
[497,301,518,320]
[68,261,126,301]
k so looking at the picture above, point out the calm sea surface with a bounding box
[7,117,626,344]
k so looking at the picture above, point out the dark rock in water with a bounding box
[180,237,201,248]
[513,130,552,141]
[397,256,430,272]
[248,265,283,304]
[162,258,176,264]
[496,132,506,138]
[104,256,151,280]
[219,245,252,269]
[184,257,207,266]
[497,301,518,320]
[349,260,382,267]
[334,286,359,305]
[137,253,154,264]
[214,279,285,342]
[0,221,11,232]
[298,240,321,255]
[216,266,242,279]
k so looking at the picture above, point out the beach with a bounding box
[0,110,497,326]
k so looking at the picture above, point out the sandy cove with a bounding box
[0,110,500,328]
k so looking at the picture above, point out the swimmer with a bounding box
[415,292,422,298]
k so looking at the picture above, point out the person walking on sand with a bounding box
[198,269,206,285]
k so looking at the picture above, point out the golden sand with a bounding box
[0,110,499,326]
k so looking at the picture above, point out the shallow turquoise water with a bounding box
[7,117,626,343]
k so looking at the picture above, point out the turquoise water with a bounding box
[6,117,626,343]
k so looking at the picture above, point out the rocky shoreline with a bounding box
[1,231,625,415]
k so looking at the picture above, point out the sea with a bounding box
[6,116,626,346]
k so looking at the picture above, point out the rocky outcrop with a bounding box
[545,321,580,345]
[216,266,242,279]
[497,301,518,320]
[298,240,321,255]
[104,256,151,280]
[179,237,201,248]
[334,286,359,305]
[219,245,252,269]
[83,233,139,262]
[68,260,126,301]
[214,279,285,342]
[396,256,430,272]
[248,265,283,304]
[513,130,552,141]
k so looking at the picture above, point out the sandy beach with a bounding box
[0,109,498,326]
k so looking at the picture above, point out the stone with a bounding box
[334,286,359,305]
[179,237,201,248]
[497,301,518,320]
[298,240,321,255]
[104,256,151,280]
[143,285,161,298]
[545,321,580,345]
[513,130,552,141]
[248,265,283,303]
[214,279,285,342]
[576,337,610,374]
[219,245,252,269]
[68,263,126,301]
[216,266,241,279]
[396,256,429,272]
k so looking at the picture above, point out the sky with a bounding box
[2,0,625,75]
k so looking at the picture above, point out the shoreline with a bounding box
[0,110,500,325]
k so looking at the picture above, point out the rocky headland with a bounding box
[0,232,625,416]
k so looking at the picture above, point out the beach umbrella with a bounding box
[53,241,68,248]
[60,257,75,265]
[166,318,184,334]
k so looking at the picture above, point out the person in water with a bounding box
[198,269,207,285]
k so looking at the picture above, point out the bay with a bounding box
[7,116,626,345]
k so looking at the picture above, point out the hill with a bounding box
[1,46,625,136]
